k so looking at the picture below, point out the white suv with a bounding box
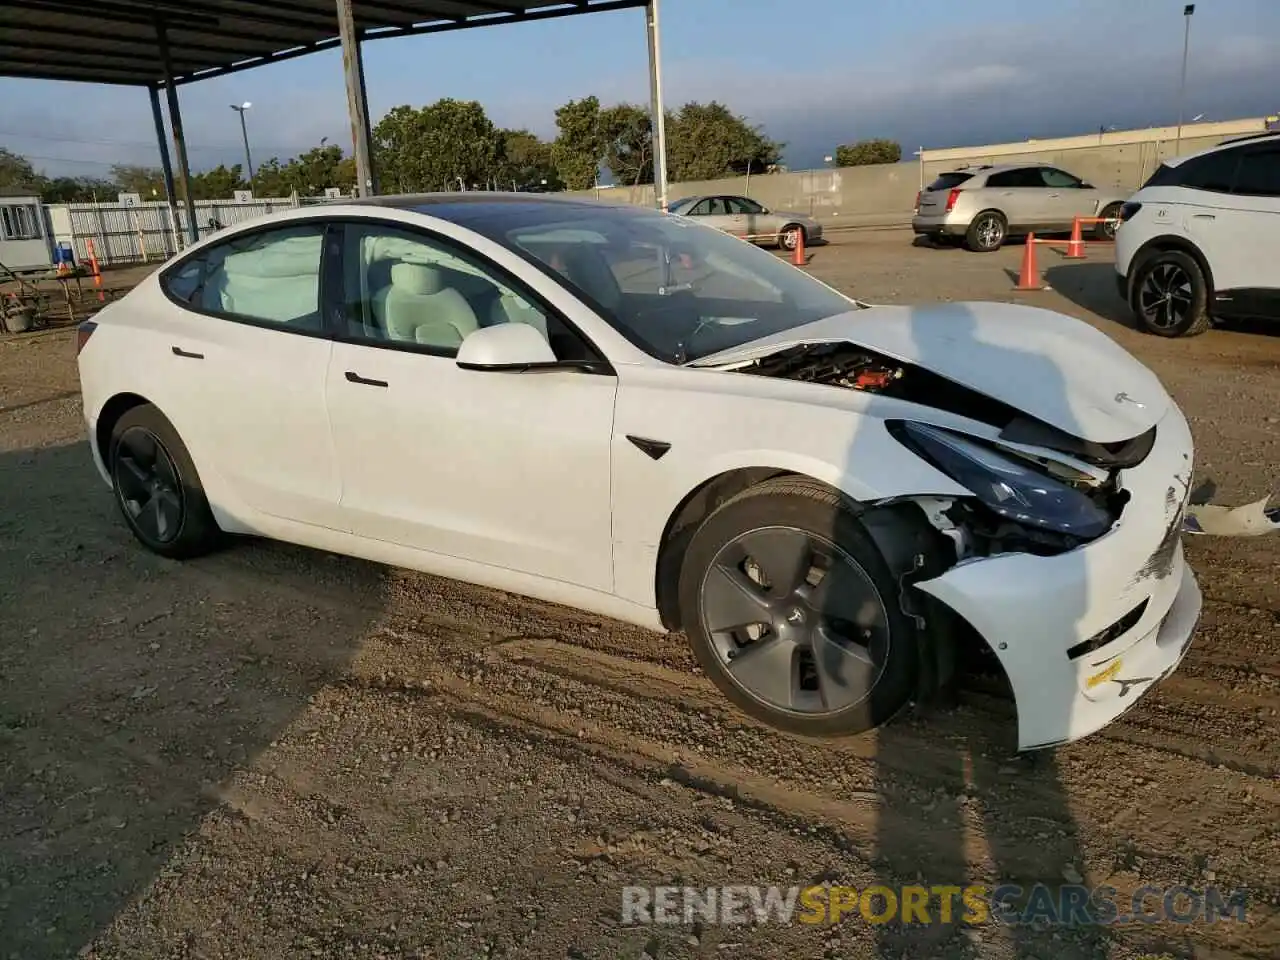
[1115,132,1280,337]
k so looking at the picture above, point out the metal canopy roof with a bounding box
[0,0,647,87]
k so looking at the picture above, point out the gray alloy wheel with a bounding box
[697,525,891,716]
[965,211,1006,252]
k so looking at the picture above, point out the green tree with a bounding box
[0,147,43,194]
[188,163,247,199]
[664,101,782,182]
[39,176,117,203]
[834,138,902,166]
[496,129,562,192]
[109,164,167,198]
[251,145,356,197]
[552,96,605,190]
[600,103,653,186]
[373,99,503,193]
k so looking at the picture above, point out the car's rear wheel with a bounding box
[779,224,805,251]
[108,404,221,559]
[677,478,919,737]
[1130,249,1211,337]
[1096,203,1123,240]
[965,211,1006,252]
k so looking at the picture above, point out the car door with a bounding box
[154,221,344,529]
[323,219,618,592]
[1208,142,1280,314]
[691,197,742,236]
[725,196,766,239]
[1038,166,1094,227]
[983,168,1050,229]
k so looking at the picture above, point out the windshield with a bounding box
[461,202,857,363]
[666,197,698,214]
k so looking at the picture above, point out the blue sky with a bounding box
[2,0,1276,178]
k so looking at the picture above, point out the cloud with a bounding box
[6,7,1274,179]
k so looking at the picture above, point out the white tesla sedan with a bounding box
[76,193,1203,751]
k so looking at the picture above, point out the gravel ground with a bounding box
[1,231,1277,960]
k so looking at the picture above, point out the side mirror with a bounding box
[455,322,557,371]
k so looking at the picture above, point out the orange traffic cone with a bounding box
[1065,217,1085,259]
[791,228,807,266]
[1015,234,1045,290]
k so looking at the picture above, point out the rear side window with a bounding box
[986,168,1042,188]
[1141,163,1179,188]
[1168,151,1241,193]
[926,172,973,191]
[1233,148,1280,197]
[160,224,326,332]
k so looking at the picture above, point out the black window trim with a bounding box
[325,215,616,375]
[1231,142,1280,198]
[157,217,334,341]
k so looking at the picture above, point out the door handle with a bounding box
[345,371,388,388]
[1192,213,1216,220]
[171,346,204,359]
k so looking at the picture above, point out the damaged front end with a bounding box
[728,339,1266,748]
[738,342,1149,561]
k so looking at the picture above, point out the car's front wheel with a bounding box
[779,225,805,251]
[108,404,222,559]
[1130,249,1211,337]
[677,477,919,737]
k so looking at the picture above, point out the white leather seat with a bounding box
[213,235,321,323]
[372,261,480,349]
[490,292,549,340]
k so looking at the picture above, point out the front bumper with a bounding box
[916,404,1202,750]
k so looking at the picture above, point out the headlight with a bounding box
[898,422,1113,539]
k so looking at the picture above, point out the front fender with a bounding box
[608,371,970,609]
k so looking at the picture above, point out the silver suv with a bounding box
[912,163,1129,252]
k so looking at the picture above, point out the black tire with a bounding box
[1095,203,1123,240]
[108,404,222,559]
[964,210,1007,252]
[779,224,805,251]
[1129,249,1212,337]
[677,477,920,737]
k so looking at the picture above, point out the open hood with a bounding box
[690,302,1170,444]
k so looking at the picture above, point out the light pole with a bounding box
[1176,4,1195,153]
[229,101,255,184]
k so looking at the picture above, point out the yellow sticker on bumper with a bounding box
[1086,660,1123,689]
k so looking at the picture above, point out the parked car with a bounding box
[667,194,822,251]
[78,192,1202,750]
[1115,131,1280,337]
[912,163,1129,252]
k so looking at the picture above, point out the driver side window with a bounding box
[339,223,595,361]
[726,197,764,215]
[1040,167,1083,189]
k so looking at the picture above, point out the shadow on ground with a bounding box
[1042,261,1137,330]
[0,441,385,958]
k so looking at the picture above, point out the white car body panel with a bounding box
[325,340,618,592]
[78,200,1212,751]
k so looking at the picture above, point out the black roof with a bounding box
[1217,131,1280,147]
[343,191,659,231]
[0,0,646,88]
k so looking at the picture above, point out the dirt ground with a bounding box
[1,231,1277,960]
